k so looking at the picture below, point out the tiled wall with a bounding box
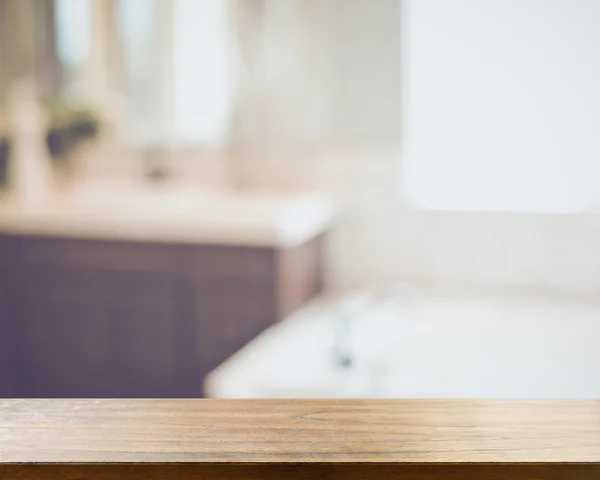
[234,147,600,297]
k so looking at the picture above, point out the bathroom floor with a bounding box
[205,288,600,398]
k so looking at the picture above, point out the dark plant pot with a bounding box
[70,118,98,141]
[46,127,73,158]
[0,139,10,188]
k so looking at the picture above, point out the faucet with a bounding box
[332,310,354,370]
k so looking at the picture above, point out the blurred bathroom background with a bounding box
[0,0,599,399]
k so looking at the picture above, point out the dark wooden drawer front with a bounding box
[187,245,275,283]
[21,238,173,272]
[21,264,173,306]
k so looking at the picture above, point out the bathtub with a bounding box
[205,287,600,398]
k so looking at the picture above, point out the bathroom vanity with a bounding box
[0,185,333,397]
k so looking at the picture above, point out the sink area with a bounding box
[67,181,207,214]
[0,181,335,247]
[0,183,331,398]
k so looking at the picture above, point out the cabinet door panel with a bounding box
[17,238,178,398]
[0,289,15,397]
[193,281,276,374]
[0,235,18,397]
[110,284,177,397]
[18,296,112,397]
[21,238,173,272]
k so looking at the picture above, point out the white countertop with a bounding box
[0,183,335,247]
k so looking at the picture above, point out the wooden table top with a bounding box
[1,398,600,464]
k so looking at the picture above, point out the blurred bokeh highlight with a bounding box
[0,0,599,399]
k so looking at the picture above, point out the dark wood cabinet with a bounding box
[0,233,324,398]
[0,236,18,397]
[18,296,111,397]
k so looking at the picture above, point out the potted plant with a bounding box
[44,100,100,159]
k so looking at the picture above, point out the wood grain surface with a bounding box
[1,399,600,479]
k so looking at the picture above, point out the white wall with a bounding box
[172,0,232,146]
[234,0,600,297]
[326,0,402,143]
[403,0,600,213]
[247,147,600,297]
